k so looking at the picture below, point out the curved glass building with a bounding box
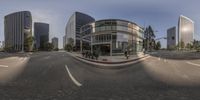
[80,19,144,56]
[64,12,95,50]
[178,15,194,46]
[4,11,32,52]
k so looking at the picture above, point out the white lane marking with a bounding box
[186,61,200,67]
[18,57,28,62]
[22,57,28,62]
[0,65,8,67]
[65,65,82,87]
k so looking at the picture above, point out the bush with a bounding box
[54,48,59,51]
[64,44,73,52]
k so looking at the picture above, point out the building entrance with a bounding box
[93,44,110,56]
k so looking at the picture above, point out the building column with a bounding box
[91,35,93,53]
[110,34,112,56]
[80,37,82,53]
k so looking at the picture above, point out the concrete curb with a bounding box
[66,52,150,69]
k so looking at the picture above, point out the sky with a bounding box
[0,0,200,48]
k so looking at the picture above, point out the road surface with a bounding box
[0,51,200,100]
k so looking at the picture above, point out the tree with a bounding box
[68,38,74,47]
[24,36,34,51]
[64,44,73,52]
[43,42,54,51]
[64,38,74,52]
[155,41,161,50]
[144,25,156,51]
[186,43,193,50]
[54,48,59,51]
[179,40,185,49]
[192,40,200,52]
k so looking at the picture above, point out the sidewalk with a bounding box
[67,52,150,69]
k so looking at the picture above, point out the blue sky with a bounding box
[0,0,200,48]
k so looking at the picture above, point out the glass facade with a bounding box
[178,15,194,45]
[65,12,95,51]
[167,27,176,49]
[81,19,144,56]
[34,22,49,50]
[4,11,32,52]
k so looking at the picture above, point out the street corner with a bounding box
[68,52,150,69]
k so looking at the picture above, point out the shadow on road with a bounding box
[0,51,200,99]
[149,50,200,60]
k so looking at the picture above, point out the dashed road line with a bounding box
[65,65,82,87]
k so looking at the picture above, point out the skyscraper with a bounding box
[4,11,32,52]
[167,27,176,49]
[65,12,95,51]
[178,15,194,47]
[34,22,49,50]
[52,37,58,49]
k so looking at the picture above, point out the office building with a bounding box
[80,19,144,56]
[167,27,176,49]
[4,11,32,52]
[65,12,95,51]
[52,37,58,49]
[178,15,194,46]
[34,22,49,50]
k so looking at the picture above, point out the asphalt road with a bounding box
[0,51,200,100]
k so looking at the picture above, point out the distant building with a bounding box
[34,22,49,50]
[4,11,32,52]
[178,15,194,46]
[52,37,58,49]
[2,41,5,49]
[167,27,176,49]
[65,12,95,51]
[63,35,66,48]
[0,41,4,49]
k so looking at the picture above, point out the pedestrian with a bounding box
[85,51,88,58]
[82,51,85,57]
[124,49,129,59]
[94,50,99,60]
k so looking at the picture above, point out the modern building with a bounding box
[167,27,176,49]
[4,11,32,52]
[52,37,58,49]
[178,15,194,47]
[34,22,49,50]
[65,12,95,51]
[80,19,144,56]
